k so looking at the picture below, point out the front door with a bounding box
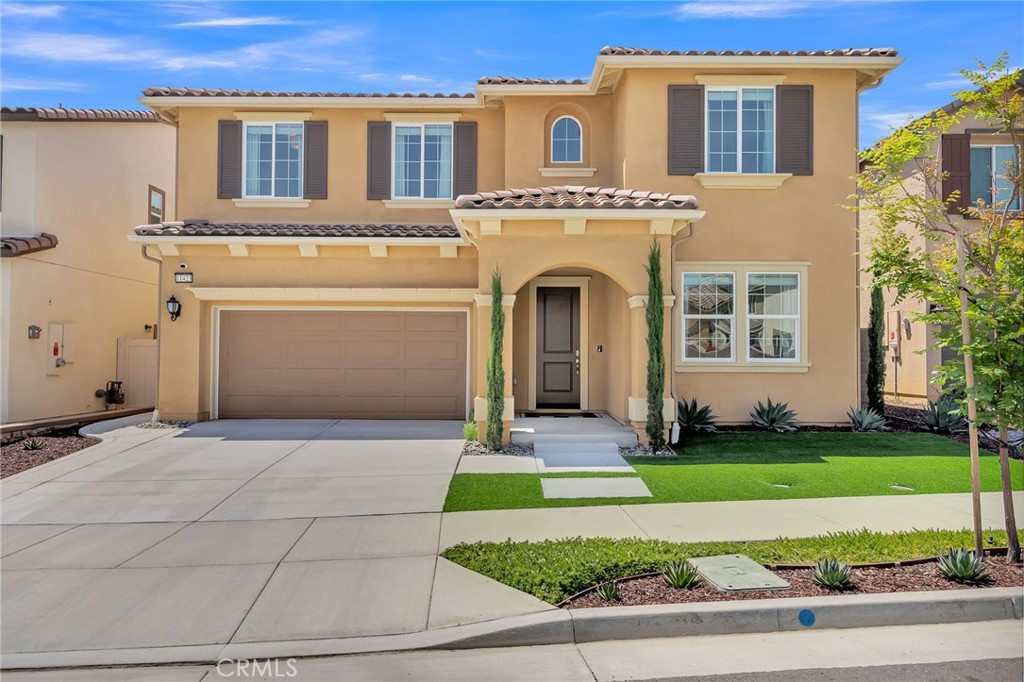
[536,287,581,407]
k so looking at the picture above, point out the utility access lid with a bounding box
[690,554,791,592]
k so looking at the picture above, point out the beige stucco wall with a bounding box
[1,120,176,423]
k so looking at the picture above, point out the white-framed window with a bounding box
[243,122,303,198]
[970,144,1021,210]
[393,123,453,199]
[551,115,582,163]
[746,272,800,362]
[707,87,775,174]
[681,272,735,361]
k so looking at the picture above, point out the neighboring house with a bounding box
[130,47,902,441]
[0,108,176,424]
[858,75,1022,403]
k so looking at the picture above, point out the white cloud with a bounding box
[172,16,301,28]
[862,109,924,134]
[676,1,810,19]
[399,74,432,83]
[1,76,84,91]
[923,76,970,90]
[1,3,63,18]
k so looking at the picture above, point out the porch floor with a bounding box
[509,413,638,447]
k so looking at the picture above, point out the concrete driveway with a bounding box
[1,418,553,668]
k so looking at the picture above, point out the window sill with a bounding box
[675,362,810,373]
[232,198,311,208]
[539,167,598,178]
[382,199,456,209]
[694,173,793,190]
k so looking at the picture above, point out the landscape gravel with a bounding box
[1,430,99,478]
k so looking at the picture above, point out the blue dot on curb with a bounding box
[798,609,816,627]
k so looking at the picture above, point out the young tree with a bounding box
[856,54,1022,561]
[485,269,506,450]
[867,283,887,415]
[645,241,666,449]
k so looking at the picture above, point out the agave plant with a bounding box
[677,398,718,433]
[594,580,620,602]
[663,560,702,589]
[923,398,968,434]
[22,439,44,451]
[937,548,991,584]
[847,407,887,432]
[811,559,854,590]
[750,397,799,432]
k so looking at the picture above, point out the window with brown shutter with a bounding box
[303,120,328,200]
[217,120,243,199]
[941,133,971,214]
[366,121,391,200]
[776,85,813,176]
[453,121,478,197]
[668,85,704,175]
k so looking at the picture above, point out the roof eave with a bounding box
[138,95,484,114]
[127,234,466,246]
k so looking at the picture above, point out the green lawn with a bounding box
[444,432,1023,512]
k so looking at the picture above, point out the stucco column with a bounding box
[157,287,204,422]
[473,293,516,444]
[626,294,676,443]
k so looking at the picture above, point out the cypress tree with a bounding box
[867,284,887,414]
[645,242,666,449]
[485,269,505,449]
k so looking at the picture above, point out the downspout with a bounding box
[141,244,162,423]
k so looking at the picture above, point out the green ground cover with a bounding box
[444,432,1022,512]
[442,529,1023,603]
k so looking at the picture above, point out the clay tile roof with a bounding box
[476,77,588,86]
[599,46,900,57]
[0,107,161,122]
[1,233,59,257]
[141,87,474,99]
[453,186,699,210]
[133,220,460,239]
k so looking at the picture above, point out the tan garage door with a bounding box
[218,310,467,419]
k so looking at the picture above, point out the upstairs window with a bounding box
[707,87,775,173]
[393,124,453,199]
[148,185,165,224]
[551,116,582,163]
[244,122,303,198]
[970,145,1021,210]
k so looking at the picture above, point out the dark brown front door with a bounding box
[536,287,580,407]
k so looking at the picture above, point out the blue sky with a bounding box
[1,0,1021,144]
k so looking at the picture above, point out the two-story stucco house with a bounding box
[1,108,176,424]
[130,46,902,441]
[858,73,1022,403]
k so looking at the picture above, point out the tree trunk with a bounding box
[955,230,984,556]
[998,426,1021,563]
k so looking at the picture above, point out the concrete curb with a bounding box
[78,411,156,438]
[3,587,1020,670]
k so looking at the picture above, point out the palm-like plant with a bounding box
[750,397,799,432]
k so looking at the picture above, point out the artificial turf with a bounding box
[443,432,1023,512]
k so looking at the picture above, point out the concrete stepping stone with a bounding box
[456,455,538,474]
[534,442,634,473]
[541,477,652,499]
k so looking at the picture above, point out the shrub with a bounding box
[595,581,620,601]
[750,397,799,432]
[645,241,666,449]
[924,398,968,434]
[811,558,854,590]
[866,284,887,414]
[847,407,887,432]
[22,439,44,451]
[937,547,991,584]
[485,269,505,449]
[677,398,718,433]
[463,422,478,441]
[663,560,702,589]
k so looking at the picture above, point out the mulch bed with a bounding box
[563,557,1023,609]
[1,428,99,478]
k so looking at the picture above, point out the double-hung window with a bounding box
[681,273,735,361]
[707,88,775,173]
[970,145,1021,210]
[747,273,800,362]
[393,124,453,199]
[243,122,303,198]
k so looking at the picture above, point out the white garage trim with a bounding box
[210,306,471,421]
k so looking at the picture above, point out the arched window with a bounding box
[551,116,582,163]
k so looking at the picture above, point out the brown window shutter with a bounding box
[941,133,971,214]
[668,85,704,175]
[453,121,478,198]
[366,121,391,200]
[776,85,813,175]
[303,120,328,200]
[217,120,243,199]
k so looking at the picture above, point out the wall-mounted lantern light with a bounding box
[166,295,182,321]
